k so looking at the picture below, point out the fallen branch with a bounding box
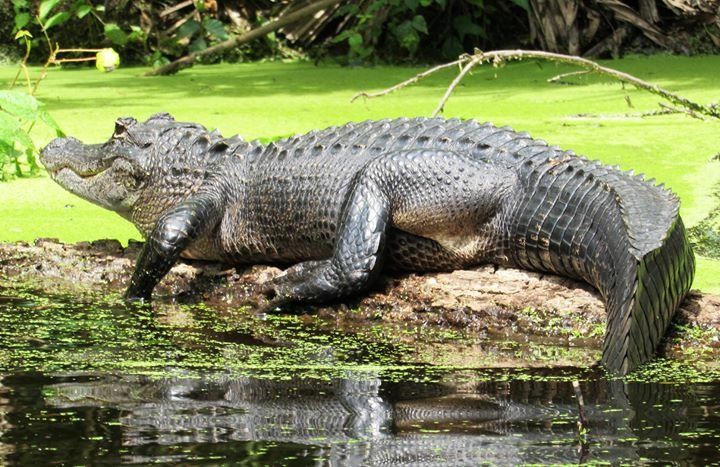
[352,49,720,120]
[146,0,341,76]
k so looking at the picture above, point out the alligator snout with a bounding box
[40,136,83,172]
[40,136,118,177]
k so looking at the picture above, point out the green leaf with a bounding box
[176,19,201,40]
[0,91,61,138]
[128,25,145,42]
[203,18,228,40]
[14,13,31,30]
[411,15,428,34]
[75,4,92,18]
[331,30,353,43]
[420,0,433,5]
[0,112,33,151]
[38,109,64,137]
[404,0,419,10]
[348,32,363,50]
[452,15,484,40]
[38,0,62,20]
[441,35,463,59]
[43,11,71,30]
[104,23,128,45]
[510,0,530,11]
[189,37,207,53]
[0,90,40,122]
[25,146,38,172]
[394,20,420,53]
[14,29,32,40]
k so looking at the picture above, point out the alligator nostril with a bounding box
[40,137,81,168]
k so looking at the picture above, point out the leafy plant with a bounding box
[11,0,144,53]
[158,3,229,60]
[332,0,527,63]
[0,90,63,180]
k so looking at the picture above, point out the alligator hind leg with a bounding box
[261,170,390,308]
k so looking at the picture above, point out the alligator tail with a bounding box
[602,215,695,374]
[590,168,695,375]
[507,153,695,375]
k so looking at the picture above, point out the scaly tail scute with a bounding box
[597,169,695,374]
[602,216,695,374]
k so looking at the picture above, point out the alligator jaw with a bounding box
[40,136,143,214]
[40,137,114,178]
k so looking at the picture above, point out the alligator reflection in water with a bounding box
[15,372,708,465]
[1,286,719,464]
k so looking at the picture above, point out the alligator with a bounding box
[40,113,695,375]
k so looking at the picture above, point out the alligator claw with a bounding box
[245,281,293,314]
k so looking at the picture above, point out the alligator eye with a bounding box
[114,121,127,138]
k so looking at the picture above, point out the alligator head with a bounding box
[40,113,215,232]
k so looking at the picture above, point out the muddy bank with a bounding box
[1,238,719,361]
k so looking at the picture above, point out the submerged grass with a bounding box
[0,56,718,291]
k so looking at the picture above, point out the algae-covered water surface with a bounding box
[1,281,720,465]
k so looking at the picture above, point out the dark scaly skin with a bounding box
[40,113,695,375]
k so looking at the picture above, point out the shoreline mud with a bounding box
[1,238,719,365]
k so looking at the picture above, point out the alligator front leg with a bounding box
[125,193,221,301]
[262,173,390,308]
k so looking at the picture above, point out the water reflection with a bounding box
[1,285,720,464]
[0,371,718,464]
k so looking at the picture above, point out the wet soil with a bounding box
[1,238,718,360]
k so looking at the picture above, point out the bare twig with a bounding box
[658,102,703,120]
[573,380,590,462]
[432,54,484,117]
[165,8,200,36]
[31,18,58,96]
[572,380,588,432]
[350,59,465,102]
[160,0,194,18]
[50,57,97,63]
[10,35,33,93]
[146,0,341,76]
[28,17,106,95]
[57,48,108,53]
[548,69,590,84]
[353,49,720,120]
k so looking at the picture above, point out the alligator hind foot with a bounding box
[256,260,331,311]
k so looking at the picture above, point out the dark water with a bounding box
[1,283,720,465]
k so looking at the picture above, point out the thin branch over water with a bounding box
[352,49,720,120]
